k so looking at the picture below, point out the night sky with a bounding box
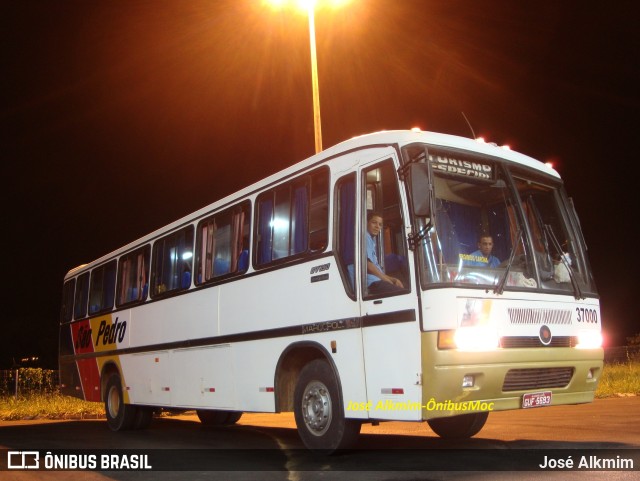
[2,0,637,368]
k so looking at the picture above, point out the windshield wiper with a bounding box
[528,196,554,278]
[494,228,522,295]
[544,224,584,300]
[408,220,432,251]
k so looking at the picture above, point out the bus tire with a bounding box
[225,411,243,424]
[427,412,489,439]
[132,407,154,430]
[104,373,136,431]
[197,410,243,426]
[294,359,361,453]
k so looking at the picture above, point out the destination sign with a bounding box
[429,153,493,180]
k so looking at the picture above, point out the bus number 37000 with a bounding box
[576,308,598,323]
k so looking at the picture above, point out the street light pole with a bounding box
[307,5,322,153]
[265,0,336,153]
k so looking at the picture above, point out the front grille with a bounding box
[500,336,577,348]
[502,367,574,392]
[508,308,572,325]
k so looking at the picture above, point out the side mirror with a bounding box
[410,163,431,217]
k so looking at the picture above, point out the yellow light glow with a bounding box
[576,330,603,349]
[297,0,316,9]
[437,330,457,349]
[454,326,499,351]
[263,0,287,9]
[264,0,350,11]
[326,0,352,8]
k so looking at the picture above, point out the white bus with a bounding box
[59,130,603,451]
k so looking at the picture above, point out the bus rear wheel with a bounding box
[427,412,489,439]
[293,359,361,453]
[104,373,136,431]
[196,410,243,425]
[132,407,154,430]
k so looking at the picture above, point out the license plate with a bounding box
[522,391,552,409]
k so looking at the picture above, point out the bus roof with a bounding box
[332,129,558,178]
[64,129,559,278]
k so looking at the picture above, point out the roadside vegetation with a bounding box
[596,333,640,398]
[0,368,103,420]
[596,361,640,398]
[1,352,639,421]
[0,393,104,420]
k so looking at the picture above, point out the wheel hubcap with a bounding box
[107,386,120,419]
[301,381,332,436]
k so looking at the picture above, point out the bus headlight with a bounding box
[446,298,498,351]
[453,326,499,351]
[576,330,603,349]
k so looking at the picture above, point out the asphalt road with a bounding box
[1,397,638,480]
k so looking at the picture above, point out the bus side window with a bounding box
[196,202,250,284]
[151,226,194,297]
[60,279,75,323]
[74,272,90,319]
[88,260,117,315]
[256,195,274,265]
[309,170,329,252]
[117,245,150,306]
[335,174,356,296]
[255,167,328,267]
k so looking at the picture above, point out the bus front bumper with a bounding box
[420,332,603,420]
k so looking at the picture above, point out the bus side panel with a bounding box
[120,351,171,406]
[218,258,368,415]
[170,345,236,409]
[59,322,83,399]
[361,321,423,421]
[323,328,370,420]
[60,312,131,402]
[128,288,220,347]
[230,329,369,416]
[232,340,282,412]
[218,262,340,333]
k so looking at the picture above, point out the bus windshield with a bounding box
[406,146,596,296]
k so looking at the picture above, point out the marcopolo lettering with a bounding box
[95,318,127,346]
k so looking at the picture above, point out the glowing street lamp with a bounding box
[265,0,351,154]
[307,4,322,153]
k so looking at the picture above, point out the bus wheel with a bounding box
[294,359,361,453]
[104,373,136,431]
[225,412,243,424]
[427,412,489,439]
[196,410,243,425]
[132,407,154,430]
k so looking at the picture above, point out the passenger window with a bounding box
[88,260,117,315]
[151,226,194,297]
[117,246,150,306]
[335,174,356,296]
[60,279,75,323]
[196,202,250,284]
[74,272,90,319]
[255,167,328,266]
